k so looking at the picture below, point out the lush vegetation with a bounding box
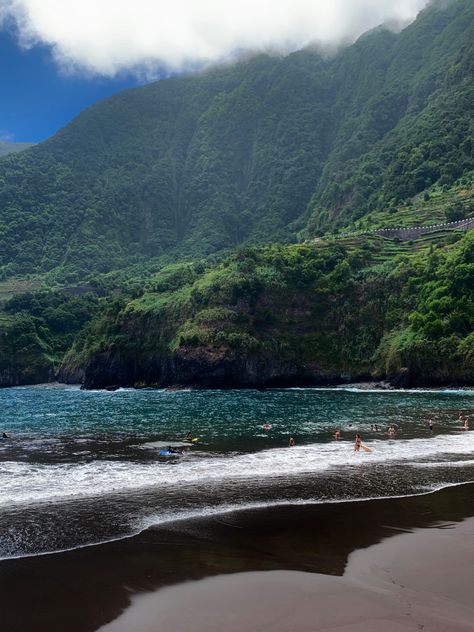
[0,141,34,158]
[0,0,472,281]
[54,229,473,388]
[1,184,472,387]
[0,291,100,385]
[338,172,474,233]
[0,0,473,387]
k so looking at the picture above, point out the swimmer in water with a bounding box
[262,423,272,431]
[354,433,362,452]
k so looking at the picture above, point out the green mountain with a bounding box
[0,0,472,280]
[0,0,473,388]
[0,141,34,157]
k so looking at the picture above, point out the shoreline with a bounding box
[0,481,467,564]
[2,482,474,631]
[101,518,474,632]
[2,480,473,564]
[2,380,474,392]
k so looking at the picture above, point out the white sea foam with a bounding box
[3,480,473,563]
[304,387,474,395]
[1,431,474,508]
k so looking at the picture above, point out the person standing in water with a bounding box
[388,426,396,437]
[354,433,362,452]
[334,430,341,441]
[288,436,295,447]
[428,418,433,432]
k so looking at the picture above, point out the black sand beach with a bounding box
[2,483,474,631]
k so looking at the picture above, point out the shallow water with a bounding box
[0,384,473,559]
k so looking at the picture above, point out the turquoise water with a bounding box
[0,384,473,559]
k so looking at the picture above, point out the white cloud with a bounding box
[0,129,15,142]
[1,0,430,76]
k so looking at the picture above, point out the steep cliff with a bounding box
[60,230,474,389]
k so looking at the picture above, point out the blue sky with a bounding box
[0,29,141,144]
[1,1,426,144]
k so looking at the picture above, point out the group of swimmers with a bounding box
[333,426,395,442]
[428,414,469,432]
[287,432,370,451]
[269,412,471,451]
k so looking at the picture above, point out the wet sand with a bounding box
[100,516,474,632]
[2,483,474,631]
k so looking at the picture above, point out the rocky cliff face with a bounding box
[76,345,473,390]
[77,345,474,390]
[0,365,54,388]
[79,346,361,390]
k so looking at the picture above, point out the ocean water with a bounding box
[0,384,473,559]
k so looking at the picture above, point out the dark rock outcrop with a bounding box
[80,346,369,390]
[0,365,54,388]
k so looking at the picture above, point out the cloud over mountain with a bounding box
[1,0,429,75]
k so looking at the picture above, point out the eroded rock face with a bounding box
[79,346,359,390]
[75,341,474,390]
[56,365,85,386]
[0,365,53,388]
